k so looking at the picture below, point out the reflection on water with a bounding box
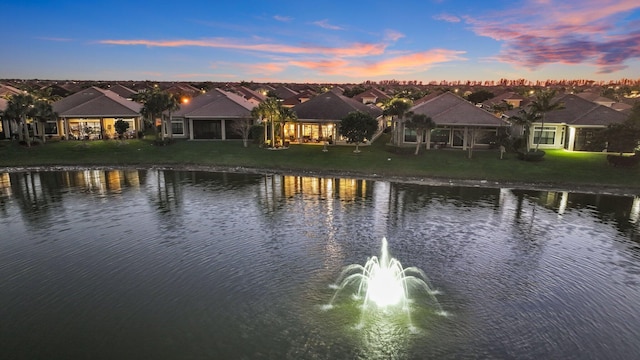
[1,169,639,359]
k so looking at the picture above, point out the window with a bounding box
[475,129,495,145]
[533,126,556,145]
[430,129,450,144]
[404,128,417,143]
[171,121,183,135]
[44,121,58,135]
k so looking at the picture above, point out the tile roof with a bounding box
[172,88,254,118]
[0,97,7,111]
[108,84,137,99]
[0,84,24,97]
[52,87,142,117]
[273,86,298,99]
[353,88,391,103]
[546,94,626,126]
[232,86,267,102]
[411,92,507,126]
[292,91,383,121]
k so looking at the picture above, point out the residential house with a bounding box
[400,92,508,149]
[52,86,143,140]
[0,84,24,98]
[273,86,298,100]
[169,88,255,140]
[291,91,383,144]
[353,88,391,105]
[231,86,267,106]
[481,91,527,111]
[507,93,628,151]
[107,84,138,100]
[282,90,315,108]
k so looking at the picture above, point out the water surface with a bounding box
[1,170,639,359]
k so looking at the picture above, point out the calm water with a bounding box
[1,169,639,359]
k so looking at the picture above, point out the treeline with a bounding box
[364,78,640,87]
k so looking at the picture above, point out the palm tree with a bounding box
[29,100,57,143]
[383,98,412,145]
[251,98,287,148]
[530,89,564,152]
[405,112,436,155]
[4,93,35,146]
[141,88,172,140]
[276,106,297,147]
[163,93,181,140]
[509,107,541,152]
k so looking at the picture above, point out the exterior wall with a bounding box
[528,123,566,150]
[402,125,501,149]
[185,118,252,140]
[59,117,139,140]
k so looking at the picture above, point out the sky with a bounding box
[1,0,639,83]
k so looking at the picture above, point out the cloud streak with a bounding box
[99,38,385,57]
[463,0,640,72]
[289,49,466,78]
[311,19,344,30]
[100,27,465,79]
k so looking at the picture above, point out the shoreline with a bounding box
[2,164,640,197]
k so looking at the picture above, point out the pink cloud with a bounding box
[384,30,405,42]
[433,13,461,23]
[99,38,385,57]
[288,49,466,77]
[465,0,640,71]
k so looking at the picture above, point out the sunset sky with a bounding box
[1,0,639,83]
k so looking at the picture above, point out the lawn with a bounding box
[1,135,638,190]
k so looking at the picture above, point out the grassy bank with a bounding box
[1,135,639,190]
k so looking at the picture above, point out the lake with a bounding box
[1,169,639,359]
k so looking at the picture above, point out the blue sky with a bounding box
[1,0,639,83]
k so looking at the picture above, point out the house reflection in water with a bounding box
[0,170,144,199]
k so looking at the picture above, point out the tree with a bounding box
[140,88,180,140]
[4,93,35,146]
[509,107,541,152]
[276,105,297,147]
[29,100,57,142]
[251,98,295,148]
[529,89,564,152]
[114,119,130,140]
[383,98,412,145]
[627,102,640,128]
[466,90,495,104]
[490,102,513,117]
[163,93,181,140]
[228,118,254,148]
[340,111,378,153]
[404,112,435,155]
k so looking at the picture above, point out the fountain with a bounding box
[324,237,446,329]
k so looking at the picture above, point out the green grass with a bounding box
[1,135,639,190]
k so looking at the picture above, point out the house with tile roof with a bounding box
[231,86,267,105]
[52,86,143,140]
[107,84,138,100]
[399,92,509,150]
[291,91,383,144]
[273,86,298,100]
[0,84,24,98]
[481,91,527,111]
[169,88,255,140]
[353,88,391,105]
[506,93,628,151]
